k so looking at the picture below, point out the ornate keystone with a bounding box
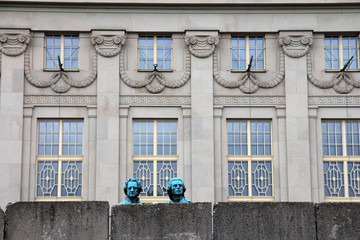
[185,35,219,58]
[0,33,30,56]
[278,33,313,58]
[91,34,126,57]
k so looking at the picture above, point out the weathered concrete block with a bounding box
[5,201,109,240]
[0,208,4,240]
[214,202,316,240]
[316,203,360,240]
[111,202,212,240]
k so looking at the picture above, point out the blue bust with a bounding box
[118,178,142,205]
[166,177,191,203]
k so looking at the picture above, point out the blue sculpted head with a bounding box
[166,177,190,203]
[118,178,142,205]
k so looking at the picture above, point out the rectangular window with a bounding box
[132,120,178,201]
[325,36,359,70]
[36,119,83,200]
[45,34,79,70]
[138,36,172,70]
[322,120,360,200]
[231,36,265,70]
[227,120,273,201]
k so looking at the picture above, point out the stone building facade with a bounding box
[0,0,360,208]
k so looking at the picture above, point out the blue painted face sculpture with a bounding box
[118,178,142,205]
[166,177,191,203]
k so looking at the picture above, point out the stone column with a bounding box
[182,106,192,199]
[309,106,319,202]
[214,106,223,202]
[119,106,129,202]
[185,31,218,202]
[0,30,30,208]
[276,106,288,201]
[21,106,33,201]
[279,31,313,201]
[91,31,125,204]
[87,106,97,200]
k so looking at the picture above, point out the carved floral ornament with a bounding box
[0,33,31,56]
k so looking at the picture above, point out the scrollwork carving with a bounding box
[307,51,360,94]
[279,35,313,58]
[120,46,191,94]
[0,33,30,56]
[91,34,125,57]
[213,48,285,94]
[185,35,218,58]
[24,50,97,93]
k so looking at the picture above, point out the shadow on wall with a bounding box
[1,202,360,239]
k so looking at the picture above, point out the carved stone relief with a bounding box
[0,33,31,56]
[307,51,360,94]
[184,35,219,58]
[120,38,191,94]
[278,34,313,58]
[213,43,285,94]
[91,34,126,57]
[24,95,97,106]
[24,50,97,93]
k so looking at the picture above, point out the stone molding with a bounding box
[0,33,30,56]
[213,49,285,94]
[308,96,360,106]
[91,34,126,57]
[24,95,97,106]
[185,35,219,58]
[120,95,191,106]
[307,52,360,94]
[120,42,191,94]
[24,50,97,93]
[214,96,285,106]
[278,34,313,58]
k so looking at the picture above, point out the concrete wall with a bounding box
[2,202,360,239]
[111,202,212,240]
[4,202,109,240]
[214,202,316,239]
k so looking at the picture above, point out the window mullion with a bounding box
[246,37,250,67]
[60,35,65,65]
[247,120,252,197]
[57,120,63,197]
[153,120,157,197]
[154,36,157,65]
[339,36,343,69]
[342,120,349,197]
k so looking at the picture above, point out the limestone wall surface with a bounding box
[2,202,360,239]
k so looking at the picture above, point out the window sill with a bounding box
[231,69,267,73]
[325,69,360,73]
[137,69,173,73]
[43,69,80,72]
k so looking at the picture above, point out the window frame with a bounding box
[132,119,178,203]
[324,35,360,71]
[322,120,360,202]
[226,119,274,202]
[231,35,266,72]
[35,119,84,201]
[44,34,80,71]
[137,35,173,71]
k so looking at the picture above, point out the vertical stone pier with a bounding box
[279,31,313,201]
[0,30,30,207]
[186,31,218,202]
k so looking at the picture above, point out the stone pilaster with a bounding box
[186,30,218,202]
[0,30,30,208]
[279,31,313,201]
[92,30,125,205]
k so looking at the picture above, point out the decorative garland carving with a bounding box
[213,49,285,94]
[91,34,126,57]
[185,35,219,58]
[120,47,191,94]
[0,33,30,56]
[24,50,97,93]
[279,35,313,58]
[307,52,360,94]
